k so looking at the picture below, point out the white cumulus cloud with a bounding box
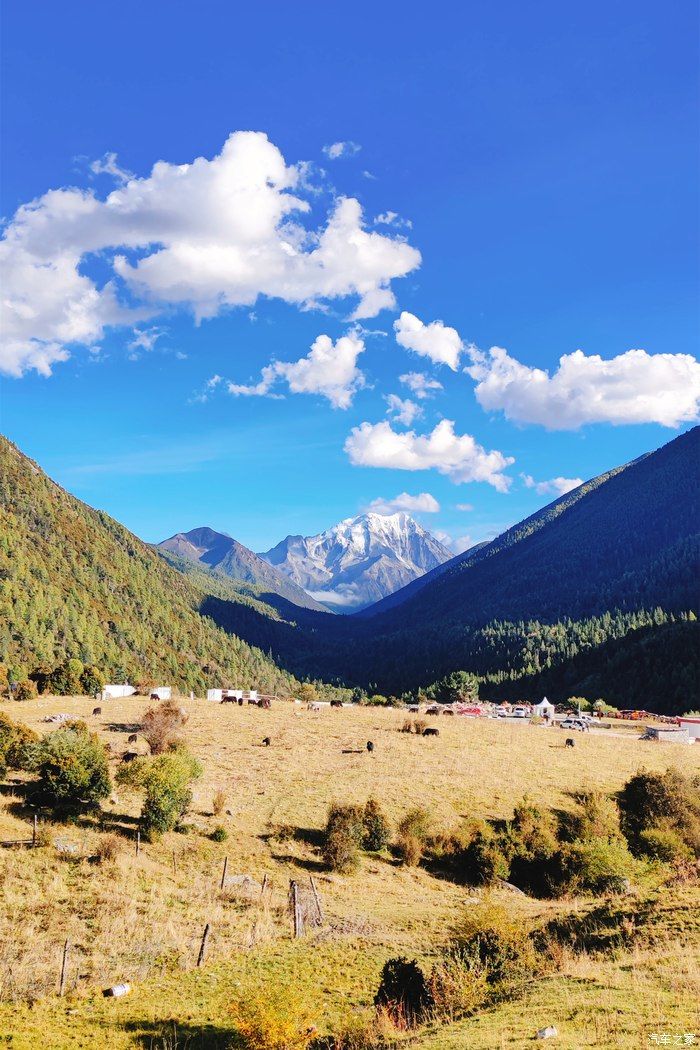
[394,311,463,370]
[468,346,700,429]
[521,474,583,496]
[0,131,420,377]
[228,330,365,409]
[399,371,443,399]
[323,141,361,160]
[366,492,440,515]
[344,418,514,491]
[385,393,422,426]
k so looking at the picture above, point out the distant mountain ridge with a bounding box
[259,511,453,611]
[157,527,326,612]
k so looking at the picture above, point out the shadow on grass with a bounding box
[104,721,142,734]
[269,852,327,873]
[124,1019,237,1050]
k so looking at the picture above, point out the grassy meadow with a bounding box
[0,696,698,1048]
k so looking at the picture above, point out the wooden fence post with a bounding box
[219,856,228,891]
[310,876,324,924]
[172,848,177,876]
[197,923,210,967]
[260,873,269,899]
[135,830,140,857]
[58,940,70,997]
[290,880,304,938]
[32,814,37,847]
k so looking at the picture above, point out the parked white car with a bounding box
[560,717,589,732]
[512,706,529,718]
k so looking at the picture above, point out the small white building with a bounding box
[101,684,136,700]
[151,686,172,701]
[206,688,258,703]
[678,717,700,741]
[533,697,556,721]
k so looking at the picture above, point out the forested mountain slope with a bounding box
[0,438,295,695]
[373,426,699,633]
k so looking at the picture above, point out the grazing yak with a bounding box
[565,738,575,748]
[221,696,237,704]
[330,699,343,708]
[422,727,440,737]
[121,751,139,763]
[262,736,271,747]
[366,741,374,753]
[92,707,102,716]
[127,733,138,744]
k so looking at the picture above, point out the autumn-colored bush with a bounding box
[230,986,317,1050]
[95,833,121,864]
[13,679,38,702]
[141,700,189,754]
[0,712,39,775]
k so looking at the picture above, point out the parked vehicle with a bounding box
[560,717,589,732]
[512,706,529,718]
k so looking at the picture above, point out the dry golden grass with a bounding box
[0,694,698,1048]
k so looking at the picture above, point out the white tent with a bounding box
[101,684,136,700]
[533,697,556,719]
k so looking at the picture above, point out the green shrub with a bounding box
[13,679,38,702]
[0,713,39,774]
[374,957,434,1027]
[429,951,489,1019]
[457,823,510,886]
[28,727,111,812]
[395,807,433,867]
[397,807,432,842]
[569,791,625,843]
[117,749,202,839]
[505,798,559,894]
[80,665,105,695]
[618,769,700,858]
[211,825,228,842]
[559,836,636,894]
[322,802,365,873]
[363,798,390,852]
[638,826,693,863]
[453,902,539,986]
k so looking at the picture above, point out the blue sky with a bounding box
[1,1,698,553]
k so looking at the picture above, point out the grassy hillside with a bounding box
[0,437,295,695]
[0,696,698,1047]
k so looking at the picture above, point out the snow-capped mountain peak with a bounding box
[259,511,452,611]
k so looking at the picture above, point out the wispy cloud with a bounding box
[61,440,223,477]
